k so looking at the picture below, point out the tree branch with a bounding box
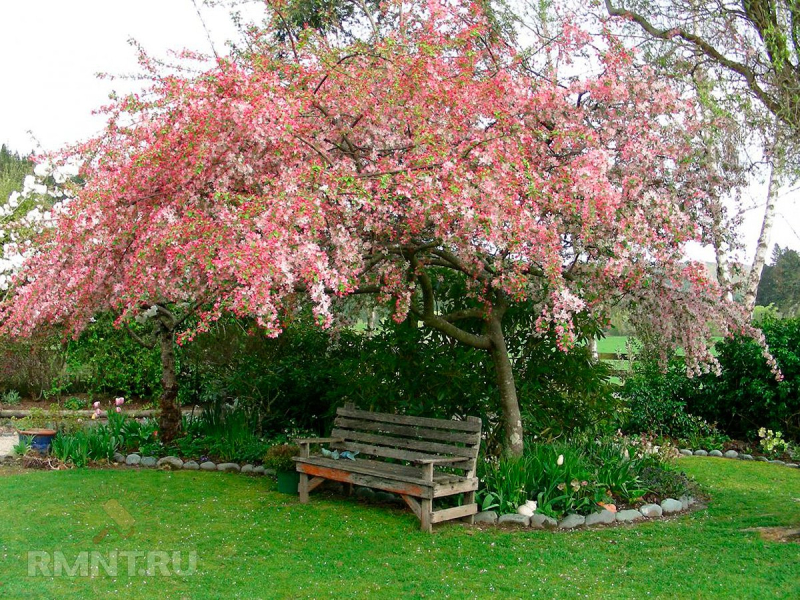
[603,0,783,119]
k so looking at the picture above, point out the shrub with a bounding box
[263,444,300,472]
[687,316,800,440]
[621,360,721,442]
[63,397,87,411]
[63,314,162,400]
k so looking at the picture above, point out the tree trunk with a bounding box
[744,158,781,311]
[487,316,524,458]
[158,325,182,444]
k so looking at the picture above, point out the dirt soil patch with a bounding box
[743,526,800,543]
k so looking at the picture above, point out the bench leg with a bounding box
[298,473,309,503]
[463,491,476,524]
[344,482,353,497]
[420,498,433,533]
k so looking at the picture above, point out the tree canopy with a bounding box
[0,0,765,453]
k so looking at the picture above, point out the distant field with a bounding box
[596,336,721,359]
[596,336,634,355]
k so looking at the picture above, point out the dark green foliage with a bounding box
[63,314,162,400]
[686,316,800,440]
[756,245,800,316]
[515,330,619,441]
[0,334,64,398]
[620,317,800,442]
[622,360,721,441]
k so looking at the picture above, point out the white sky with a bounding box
[0,0,798,262]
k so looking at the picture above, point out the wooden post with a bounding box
[462,491,476,524]
[420,498,433,533]
[299,473,309,503]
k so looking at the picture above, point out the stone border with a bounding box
[119,453,275,476]
[474,496,697,530]
[678,448,798,468]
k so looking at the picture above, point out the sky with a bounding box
[0,0,798,263]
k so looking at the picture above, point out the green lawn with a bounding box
[0,459,798,598]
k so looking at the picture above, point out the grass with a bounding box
[0,458,798,598]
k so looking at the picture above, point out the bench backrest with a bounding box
[330,404,482,475]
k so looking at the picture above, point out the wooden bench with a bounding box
[294,403,482,532]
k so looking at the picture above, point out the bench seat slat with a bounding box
[328,439,472,470]
[336,407,481,433]
[333,417,482,445]
[295,456,476,493]
[329,428,478,459]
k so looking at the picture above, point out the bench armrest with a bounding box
[295,437,344,445]
[295,437,344,458]
[414,456,471,465]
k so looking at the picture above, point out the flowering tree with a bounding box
[0,0,758,453]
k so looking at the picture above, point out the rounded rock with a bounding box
[125,453,142,466]
[740,454,754,461]
[241,464,254,474]
[200,461,217,471]
[616,509,644,523]
[474,511,498,525]
[640,503,663,518]
[217,462,241,472]
[660,498,683,514]
[355,487,375,500]
[585,510,616,526]
[156,456,183,470]
[679,449,693,457]
[756,456,769,462]
[498,514,530,527]
[140,456,158,467]
[113,452,126,464]
[182,460,200,470]
[558,514,585,529]
[252,465,266,476]
[708,450,723,457]
[530,514,558,529]
[694,450,708,456]
[724,450,739,459]
[375,492,396,504]
[769,460,786,465]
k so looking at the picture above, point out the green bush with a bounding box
[63,314,162,400]
[621,361,720,441]
[63,397,87,411]
[686,316,800,440]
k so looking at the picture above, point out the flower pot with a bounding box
[276,470,300,495]
[18,429,57,453]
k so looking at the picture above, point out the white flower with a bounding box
[557,454,564,466]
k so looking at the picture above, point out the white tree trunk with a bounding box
[744,160,781,311]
